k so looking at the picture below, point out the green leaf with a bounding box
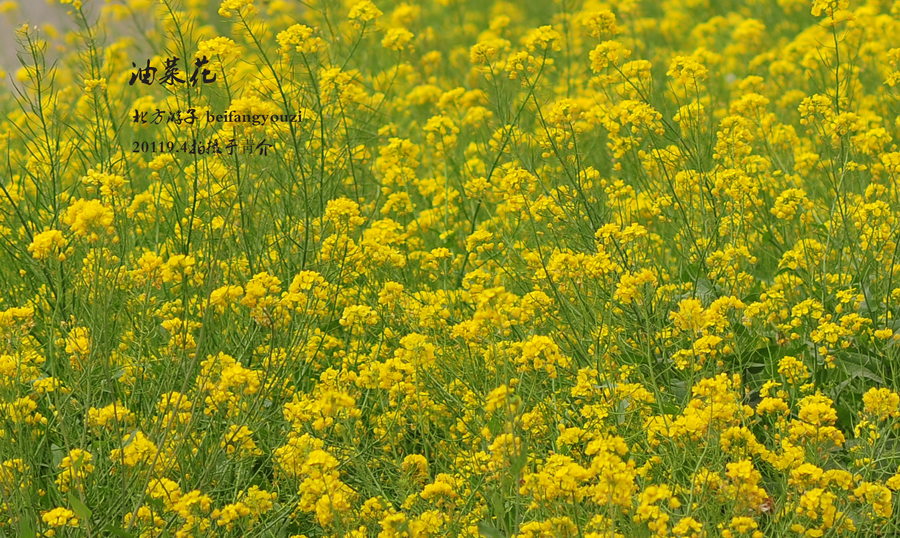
[841,353,884,384]
[50,443,65,469]
[103,525,136,538]
[19,517,36,538]
[121,428,140,447]
[668,379,688,403]
[510,439,528,477]
[477,521,506,538]
[68,491,92,520]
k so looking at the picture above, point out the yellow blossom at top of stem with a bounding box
[197,36,241,63]
[219,0,254,18]
[582,10,619,38]
[110,431,158,467]
[42,507,78,528]
[590,40,631,71]
[277,24,323,54]
[27,230,67,261]
[348,0,382,26]
[811,0,849,17]
[63,198,115,241]
[382,27,415,52]
[862,388,900,420]
[523,25,562,53]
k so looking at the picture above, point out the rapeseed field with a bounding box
[1,0,900,536]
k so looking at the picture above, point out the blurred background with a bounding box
[0,1,98,77]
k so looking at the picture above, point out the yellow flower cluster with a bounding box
[1,0,900,536]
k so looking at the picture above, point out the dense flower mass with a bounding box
[1,0,900,536]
